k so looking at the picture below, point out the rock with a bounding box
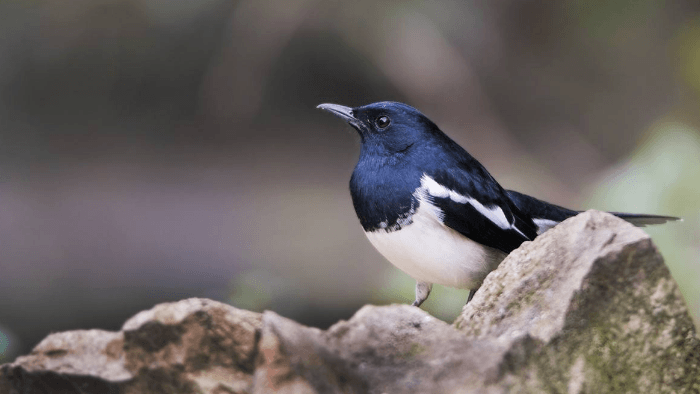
[1,298,262,394]
[454,210,700,392]
[2,211,698,393]
[254,305,507,393]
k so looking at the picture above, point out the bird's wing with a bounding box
[416,170,537,254]
[505,190,578,234]
[506,190,681,229]
[505,190,578,221]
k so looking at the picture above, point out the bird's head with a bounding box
[317,101,438,155]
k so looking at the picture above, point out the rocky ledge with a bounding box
[2,211,698,393]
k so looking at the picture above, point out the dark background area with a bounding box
[1,0,699,361]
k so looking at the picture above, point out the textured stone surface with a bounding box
[1,211,698,393]
[1,298,262,394]
[454,210,700,393]
[254,305,506,393]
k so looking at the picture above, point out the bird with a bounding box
[317,101,680,307]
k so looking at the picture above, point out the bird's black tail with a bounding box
[603,212,680,227]
[506,190,680,229]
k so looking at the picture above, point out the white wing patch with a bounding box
[417,174,512,230]
[533,218,559,235]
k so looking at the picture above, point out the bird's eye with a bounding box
[375,116,391,129]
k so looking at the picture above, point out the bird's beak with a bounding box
[317,103,356,122]
[317,103,367,135]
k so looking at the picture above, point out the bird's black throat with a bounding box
[349,158,420,232]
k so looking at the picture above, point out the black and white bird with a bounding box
[317,101,679,307]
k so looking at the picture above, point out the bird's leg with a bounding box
[412,281,433,307]
[466,289,477,304]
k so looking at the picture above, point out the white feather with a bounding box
[365,200,506,289]
[533,218,559,235]
[419,174,512,230]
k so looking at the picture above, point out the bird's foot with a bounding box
[466,289,477,305]
[411,281,433,307]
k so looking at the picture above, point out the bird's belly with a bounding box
[364,204,507,289]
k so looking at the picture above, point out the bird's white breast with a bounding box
[364,201,506,289]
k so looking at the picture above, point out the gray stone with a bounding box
[1,298,262,394]
[254,305,507,393]
[455,210,700,393]
[1,211,697,393]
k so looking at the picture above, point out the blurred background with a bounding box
[1,0,699,362]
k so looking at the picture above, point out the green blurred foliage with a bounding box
[584,17,700,328]
[568,0,661,44]
[372,269,471,322]
[0,326,16,364]
[675,18,700,95]
[227,270,279,313]
[587,122,700,327]
[1,0,700,362]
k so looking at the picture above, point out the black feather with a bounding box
[507,190,680,228]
